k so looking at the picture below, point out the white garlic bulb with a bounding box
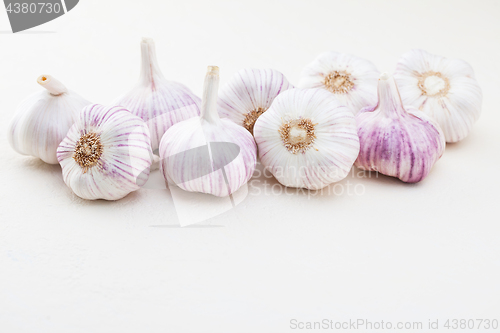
[159,66,257,197]
[218,68,293,135]
[8,75,91,164]
[113,37,201,150]
[253,88,360,190]
[356,73,446,183]
[299,51,380,115]
[57,104,153,200]
[394,49,482,142]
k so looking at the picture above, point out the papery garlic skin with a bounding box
[299,52,380,115]
[253,88,360,190]
[218,68,293,135]
[160,66,257,197]
[57,104,153,200]
[113,37,201,150]
[355,73,445,183]
[394,49,482,142]
[8,75,91,164]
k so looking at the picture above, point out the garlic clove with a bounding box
[57,104,153,200]
[159,66,257,197]
[355,73,446,183]
[299,52,380,115]
[8,75,91,164]
[253,88,360,190]
[113,37,201,151]
[394,49,482,142]
[218,68,293,135]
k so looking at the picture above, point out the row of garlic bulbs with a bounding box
[7,38,482,200]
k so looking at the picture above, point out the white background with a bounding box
[1,1,500,332]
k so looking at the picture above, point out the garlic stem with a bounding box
[139,37,164,85]
[200,66,220,124]
[376,72,406,117]
[37,75,67,96]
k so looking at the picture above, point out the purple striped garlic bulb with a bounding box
[394,49,482,142]
[253,88,360,190]
[355,73,446,183]
[159,66,257,197]
[299,52,380,115]
[57,104,153,200]
[8,75,91,164]
[218,68,293,135]
[113,37,201,151]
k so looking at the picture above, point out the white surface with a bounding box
[1,1,500,332]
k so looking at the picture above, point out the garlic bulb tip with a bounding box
[379,72,390,80]
[207,66,219,75]
[37,74,68,96]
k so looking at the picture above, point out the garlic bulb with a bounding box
[8,75,91,164]
[299,51,380,115]
[394,49,482,142]
[159,66,257,197]
[218,68,293,135]
[113,37,201,150]
[253,88,360,190]
[355,73,445,183]
[57,104,153,200]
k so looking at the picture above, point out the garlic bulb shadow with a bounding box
[157,140,249,227]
